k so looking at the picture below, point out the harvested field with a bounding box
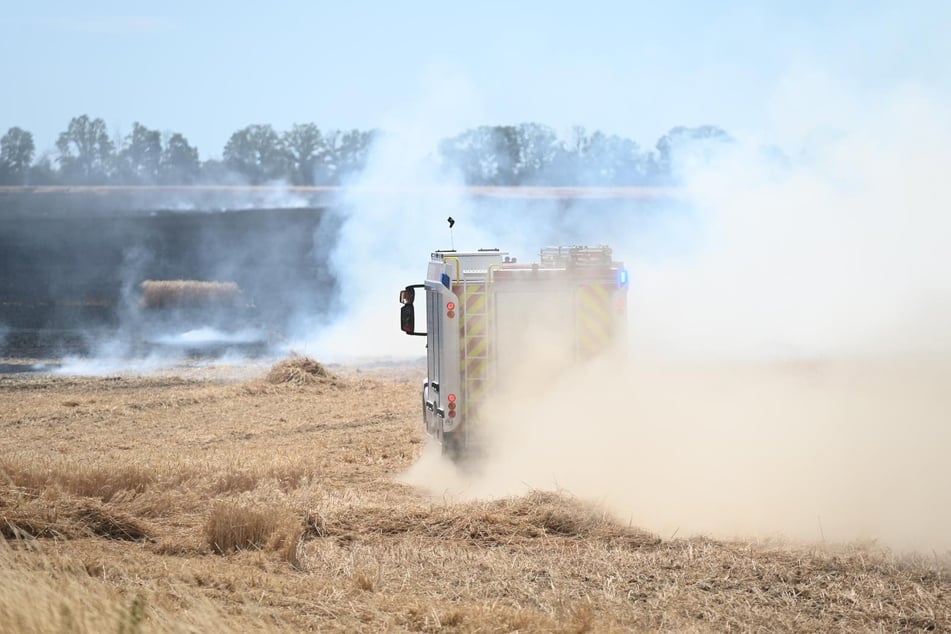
[0,358,948,632]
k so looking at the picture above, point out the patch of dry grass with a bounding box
[0,540,276,633]
[265,355,336,385]
[0,367,947,632]
[304,491,659,548]
[1,458,153,502]
[204,501,296,554]
[1,488,153,541]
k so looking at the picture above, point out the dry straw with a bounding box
[203,501,302,559]
[305,491,659,547]
[203,501,278,554]
[265,355,336,385]
[140,280,241,309]
[1,367,948,632]
[1,489,153,542]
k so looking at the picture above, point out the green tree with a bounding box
[588,132,645,184]
[117,122,162,183]
[513,123,561,184]
[199,158,230,184]
[0,126,35,185]
[56,115,115,183]
[160,133,200,184]
[335,129,375,181]
[282,123,322,186]
[560,128,645,185]
[439,125,522,185]
[316,129,376,184]
[28,154,58,185]
[223,124,286,184]
[654,125,732,183]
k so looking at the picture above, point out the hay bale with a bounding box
[140,280,241,310]
[266,356,335,385]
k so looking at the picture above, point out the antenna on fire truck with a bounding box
[447,216,456,250]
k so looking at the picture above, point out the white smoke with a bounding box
[632,81,951,361]
[398,69,951,551]
[156,182,312,212]
[290,68,500,361]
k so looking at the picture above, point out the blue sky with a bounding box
[1,1,947,159]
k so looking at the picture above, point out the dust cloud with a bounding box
[406,354,951,551]
[403,79,951,552]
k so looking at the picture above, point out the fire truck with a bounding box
[399,246,628,459]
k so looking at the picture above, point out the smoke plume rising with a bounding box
[290,70,496,361]
[398,72,951,551]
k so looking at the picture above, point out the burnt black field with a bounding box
[0,187,681,358]
[0,189,339,357]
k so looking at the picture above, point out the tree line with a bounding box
[0,115,731,187]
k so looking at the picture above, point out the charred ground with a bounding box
[0,196,336,357]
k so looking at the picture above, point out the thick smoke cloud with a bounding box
[639,85,951,361]
[289,71,499,361]
[397,69,951,551]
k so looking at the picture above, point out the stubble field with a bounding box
[0,357,948,632]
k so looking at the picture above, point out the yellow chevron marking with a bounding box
[466,356,487,378]
[580,309,611,339]
[578,285,615,357]
[465,313,487,337]
[466,292,487,314]
[579,286,612,325]
[467,336,489,358]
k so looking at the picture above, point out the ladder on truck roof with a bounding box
[539,245,614,268]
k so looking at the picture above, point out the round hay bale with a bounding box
[266,356,335,385]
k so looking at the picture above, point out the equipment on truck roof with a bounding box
[399,245,628,460]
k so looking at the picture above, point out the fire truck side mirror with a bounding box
[400,303,415,334]
[399,285,426,336]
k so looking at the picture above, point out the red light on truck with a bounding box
[448,394,456,402]
[448,401,456,410]
[447,302,455,311]
[448,410,456,418]
[447,310,455,318]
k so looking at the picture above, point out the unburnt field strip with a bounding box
[0,359,948,632]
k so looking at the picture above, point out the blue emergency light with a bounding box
[617,269,629,287]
